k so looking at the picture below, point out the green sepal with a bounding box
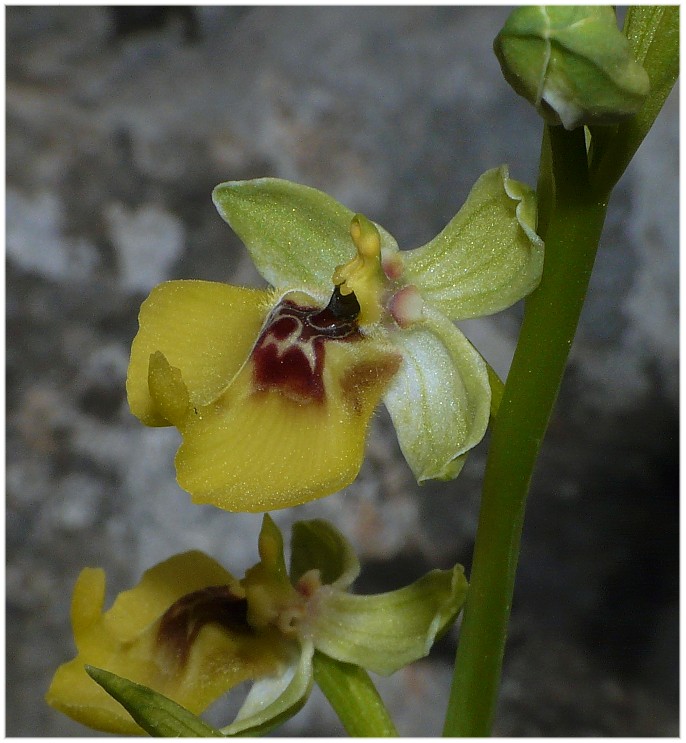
[494,6,650,129]
[402,167,544,321]
[290,519,360,590]
[309,565,468,676]
[84,666,224,737]
[383,305,491,483]
[212,178,398,293]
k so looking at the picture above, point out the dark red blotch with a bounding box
[156,585,250,668]
[252,291,361,402]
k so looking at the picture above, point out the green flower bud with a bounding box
[494,6,650,129]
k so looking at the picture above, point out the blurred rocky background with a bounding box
[7,6,678,737]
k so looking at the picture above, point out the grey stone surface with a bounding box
[7,7,678,737]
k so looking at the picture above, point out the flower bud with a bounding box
[494,6,650,129]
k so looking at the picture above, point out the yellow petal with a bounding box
[127,280,272,426]
[46,553,287,735]
[176,336,401,512]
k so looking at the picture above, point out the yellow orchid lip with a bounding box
[127,278,401,511]
[252,287,362,404]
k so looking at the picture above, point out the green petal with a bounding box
[212,178,399,292]
[290,519,360,590]
[383,306,491,482]
[309,566,468,675]
[221,641,314,736]
[84,667,223,737]
[402,166,544,321]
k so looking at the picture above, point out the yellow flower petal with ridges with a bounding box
[127,280,272,426]
[46,552,286,736]
[176,334,401,512]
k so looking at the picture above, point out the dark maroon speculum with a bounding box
[156,585,250,667]
[252,287,362,403]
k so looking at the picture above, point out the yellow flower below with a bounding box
[46,552,286,736]
[47,517,469,736]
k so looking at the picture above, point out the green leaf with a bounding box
[310,565,468,676]
[402,167,544,321]
[290,519,360,589]
[212,178,398,293]
[494,6,650,129]
[85,666,224,737]
[624,6,679,70]
[383,305,491,482]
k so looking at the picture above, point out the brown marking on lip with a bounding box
[156,585,250,669]
[340,353,402,415]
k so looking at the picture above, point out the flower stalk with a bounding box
[312,651,398,737]
[444,6,678,735]
[444,124,608,737]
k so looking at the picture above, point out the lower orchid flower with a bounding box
[46,515,468,736]
[126,169,543,511]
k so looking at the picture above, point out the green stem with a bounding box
[312,651,398,737]
[443,125,609,736]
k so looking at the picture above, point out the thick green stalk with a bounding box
[313,651,398,736]
[443,125,609,736]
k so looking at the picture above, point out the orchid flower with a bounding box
[46,515,467,736]
[126,168,543,511]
